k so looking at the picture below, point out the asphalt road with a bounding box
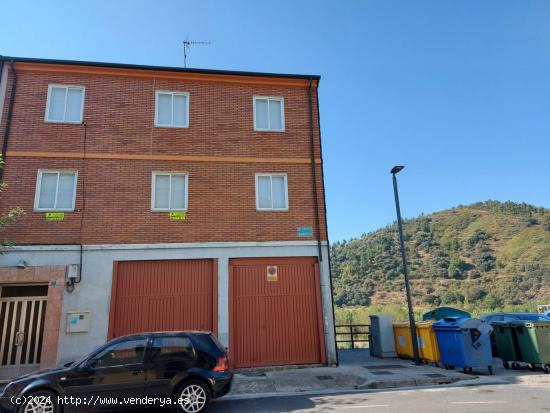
[208,383,550,413]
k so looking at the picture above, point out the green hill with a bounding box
[330,201,550,310]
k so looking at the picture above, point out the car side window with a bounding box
[90,338,147,368]
[151,336,195,362]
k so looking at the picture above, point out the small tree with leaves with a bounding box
[0,156,24,250]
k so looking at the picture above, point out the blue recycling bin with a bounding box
[433,317,494,375]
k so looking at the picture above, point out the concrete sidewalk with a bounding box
[227,350,475,399]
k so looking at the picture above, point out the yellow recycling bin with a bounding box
[392,321,441,364]
[393,322,414,359]
[417,320,440,364]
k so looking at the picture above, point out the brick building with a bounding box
[0,56,336,378]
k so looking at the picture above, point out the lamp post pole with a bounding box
[391,165,421,365]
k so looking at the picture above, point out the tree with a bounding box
[467,287,487,303]
[0,157,24,250]
[423,294,441,306]
[482,294,502,310]
[447,256,468,279]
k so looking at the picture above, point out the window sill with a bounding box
[44,120,83,124]
[253,128,286,133]
[151,209,188,212]
[256,208,289,212]
[154,124,189,129]
[34,209,74,213]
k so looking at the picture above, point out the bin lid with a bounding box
[370,314,393,322]
[422,307,471,321]
[511,320,550,328]
[433,316,466,330]
[433,317,492,334]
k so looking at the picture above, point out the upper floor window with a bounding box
[152,172,188,211]
[155,91,189,128]
[34,170,77,211]
[253,96,285,132]
[45,85,85,123]
[255,173,288,211]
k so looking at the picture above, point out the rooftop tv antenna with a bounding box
[183,38,211,68]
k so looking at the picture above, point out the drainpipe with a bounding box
[0,60,17,180]
[308,78,323,261]
[313,80,339,366]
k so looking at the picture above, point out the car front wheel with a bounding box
[176,380,211,413]
[21,390,59,413]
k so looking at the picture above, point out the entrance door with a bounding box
[0,285,48,379]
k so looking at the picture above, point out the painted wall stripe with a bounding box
[6,150,322,165]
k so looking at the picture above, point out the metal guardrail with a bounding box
[335,323,370,349]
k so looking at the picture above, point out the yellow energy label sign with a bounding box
[45,212,65,221]
[169,211,187,220]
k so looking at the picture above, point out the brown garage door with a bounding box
[229,257,326,368]
[108,259,217,338]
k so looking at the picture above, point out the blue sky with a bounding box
[2,0,549,241]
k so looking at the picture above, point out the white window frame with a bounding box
[44,84,86,124]
[33,170,78,212]
[151,172,189,211]
[255,173,289,211]
[253,96,285,132]
[154,91,190,128]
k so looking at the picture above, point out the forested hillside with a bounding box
[331,201,550,309]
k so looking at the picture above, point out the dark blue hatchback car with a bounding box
[0,331,232,413]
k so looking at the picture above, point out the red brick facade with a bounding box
[0,62,327,244]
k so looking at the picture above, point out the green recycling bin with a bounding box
[493,322,522,369]
[422,307,471,321]
[512,321,550,373]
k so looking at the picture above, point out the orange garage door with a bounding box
[108,259,217,338]
[229,257,326,368]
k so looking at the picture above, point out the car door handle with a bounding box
[132,369,142,375]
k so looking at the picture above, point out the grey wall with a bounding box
[0,241,336,366]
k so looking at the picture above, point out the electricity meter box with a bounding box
[66,311,91,333]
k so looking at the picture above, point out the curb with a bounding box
[223,375,477,401]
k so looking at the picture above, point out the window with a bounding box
[155,91,189,128]
[90,338,147,368]
[151,336,195,361]
[152,172,188,211]
[34,171,77,211]
[253,96,285,131]
[255,174,288,210]
[45,85,85,123]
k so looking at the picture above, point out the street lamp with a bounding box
[391,165,421,365]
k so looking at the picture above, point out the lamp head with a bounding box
[391,165,405,174]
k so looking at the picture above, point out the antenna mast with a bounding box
[183,38,211,68]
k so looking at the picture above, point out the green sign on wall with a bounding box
[169,211,187,220]
[45,212,65,221]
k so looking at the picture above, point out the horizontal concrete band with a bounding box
[6,151,323,165]
[8,240,329,252]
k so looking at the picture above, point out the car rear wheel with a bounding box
[176,380,211,413]
[22,390,59,413]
